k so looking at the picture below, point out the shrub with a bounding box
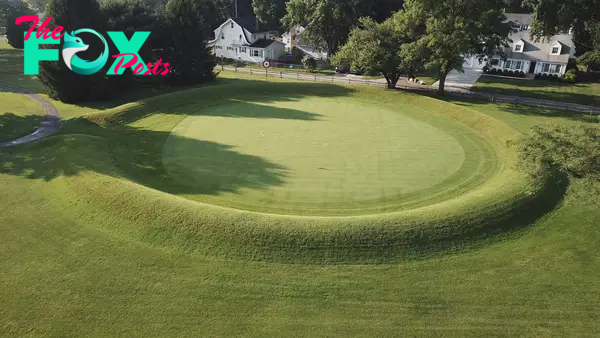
[552,74,559,79]
[490,68,497,74]
[511,124,600,190]
[5,0,34,49]
[563,69,577,83]
[519,71,526,77]
[541,73,548,78]
[302,55,317,72]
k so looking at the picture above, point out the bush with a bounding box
[508,70,515,76]
[490,68,497,74]
[519,71,526,77]
[541,73,548,78]
[535,73,542,79]
[5,0,34,49]
[511,124,600,190]
[552,74,559,79]
[302,55,317,72]
[563,69,577,83]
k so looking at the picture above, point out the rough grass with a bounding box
[1,71,599,336]
[472,75,600,107]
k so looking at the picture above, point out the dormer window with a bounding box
[550,41,562,55]
[514,40,524,53]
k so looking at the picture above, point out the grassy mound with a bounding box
[0,79,563,263]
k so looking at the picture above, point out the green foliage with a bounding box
[252,0,286,31]
[301,54,316,72]
[38,0,109,102]
[563,69,577,83]
[332,14,414,88]
[402,0,512,92]
[512,124,600,190]
[282,0,384,55]
[159,0,215,85]
[578,50,600,71]
[5,0,34,49]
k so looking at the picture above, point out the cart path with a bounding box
[0,85,61,148]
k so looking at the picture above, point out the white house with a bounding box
[486,13,576,76]
[209,17,286,63]
[281,25,328,60]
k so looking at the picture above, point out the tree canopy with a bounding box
[332,14,417,88]
[402,0,512,92]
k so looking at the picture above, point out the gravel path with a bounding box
[0,85,61,148]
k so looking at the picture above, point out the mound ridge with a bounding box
[1,80,565,263]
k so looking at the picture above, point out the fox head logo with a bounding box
[61,29,109,75]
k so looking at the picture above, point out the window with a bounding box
[231,22,234,28]
[520,25,529,31]
[552,47,559,54]
[504,60,512,69]
[221,34,224,40]
[239,35,242,41]
[554,64,562,73]
[543,63,550,72]
[252,50,263,58]
[514,44,522,52]
[490,59,499,66]
[515,61,522,70]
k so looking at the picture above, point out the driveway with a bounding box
[433,68,483,90]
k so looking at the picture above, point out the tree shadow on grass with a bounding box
[0,113,45,143]
[0,114,289,195]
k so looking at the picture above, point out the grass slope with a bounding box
[0,71,599,335]
[472,75,600,107]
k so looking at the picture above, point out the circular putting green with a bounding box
[162,96,491,215]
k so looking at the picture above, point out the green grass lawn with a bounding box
[472,75,600,107]
[1,68,600,336]
[220,62,336,76]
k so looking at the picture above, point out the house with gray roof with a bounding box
[487,13,576,76]
[209,17,286,63]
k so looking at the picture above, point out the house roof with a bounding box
[249,39,284,48]
[505,13,533,27]
[499,14,574,63]
[233,16,266,34]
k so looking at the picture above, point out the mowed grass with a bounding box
[472,75,600,107]
[0,70,599,335]
[163,96,479,215]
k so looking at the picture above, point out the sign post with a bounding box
[263,60,270,81]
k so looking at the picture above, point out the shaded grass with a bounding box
[472,75,600,107]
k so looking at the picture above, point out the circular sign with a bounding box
[263,61,271,68]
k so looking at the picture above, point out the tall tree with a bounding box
[332,13,419,89]
[159,0,216,85]
[252,0,286,31]
[5,0,34,49]
[403,0,512,92]
[38,0,107,102]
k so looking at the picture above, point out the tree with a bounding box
[159,0,216,85]
[301,54,316,71]
[252,0,286,31]
[332,14,415,89]
[38,0,107,102]
[25,0,46,12]
[282,0,372,55]
[402,0,512,92]
[5,0,34,49]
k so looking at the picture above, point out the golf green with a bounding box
[162,97,485,215]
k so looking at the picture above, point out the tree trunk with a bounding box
[438,70,449,93]
[382,73,394,88]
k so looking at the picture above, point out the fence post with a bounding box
[314,74,316,82]
[250,68,253,75]
[297,73,300,80]
[234,65,237,72]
